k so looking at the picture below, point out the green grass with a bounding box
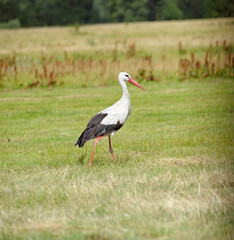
[0,79,233,239]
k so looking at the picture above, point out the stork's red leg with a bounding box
[88,136,103,166]
[109,135,117,163]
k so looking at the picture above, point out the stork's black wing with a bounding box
[75,112,123,147]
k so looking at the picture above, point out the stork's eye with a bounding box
[125,74,129,78]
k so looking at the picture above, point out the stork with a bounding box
[75,72,145,166]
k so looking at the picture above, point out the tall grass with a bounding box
[0,18,233,88]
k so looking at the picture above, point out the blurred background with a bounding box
[0,1,233,88]
[0,0,233,27]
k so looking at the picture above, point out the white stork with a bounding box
[75,72,145,166]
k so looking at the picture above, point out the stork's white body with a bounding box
[100,79,131,131]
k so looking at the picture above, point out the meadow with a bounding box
[0,18,234,239]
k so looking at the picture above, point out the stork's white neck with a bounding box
[119,79,131,115]
[119,80,130,100]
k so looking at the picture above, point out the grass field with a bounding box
[0,19,234,239]
[0,18,233,88]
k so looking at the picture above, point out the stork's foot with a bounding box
[109,148,117,164]
[88,136,103,166]
[108,135,117,164]
[88,162,92,167]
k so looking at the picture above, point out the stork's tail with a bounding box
[75,131,87,147]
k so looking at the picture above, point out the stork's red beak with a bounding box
[128,78,146,91]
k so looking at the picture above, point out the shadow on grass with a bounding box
[75,153,87,165]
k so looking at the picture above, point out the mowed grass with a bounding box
[0,79,233,239]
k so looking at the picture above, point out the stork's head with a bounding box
[118,72,145,91]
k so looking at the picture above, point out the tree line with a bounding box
[0,0,233,27]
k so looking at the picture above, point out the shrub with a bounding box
[73,22,80,34]
[163,0,182,20]
[0,19,21,29]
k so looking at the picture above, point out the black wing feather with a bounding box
[75,113,123,147]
